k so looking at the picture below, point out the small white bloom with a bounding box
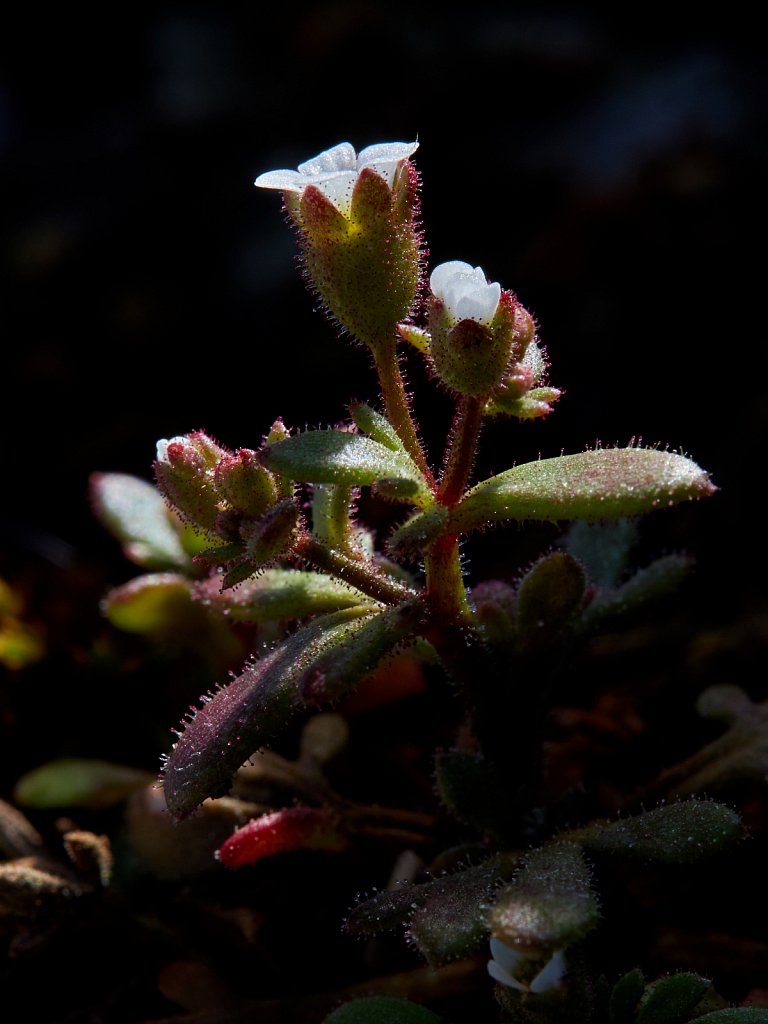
[430,261,501,326]
[487,937,566,994]
[254,140,419,216]
[155,437,187,464]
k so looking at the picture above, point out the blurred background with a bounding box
[1,5,764,772]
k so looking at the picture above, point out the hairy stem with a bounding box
[438,395,484,505]
[372,335,436,490]
[295,533,418,607]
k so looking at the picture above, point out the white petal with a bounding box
[254,169,308,191]
[455,281,501,324]
[490,937,526,975]
[488,958,528,991]
[361,159,401,188]
[358,141,419,166]
[298,142,356,177]
[529,950,566,994]
[315,171,358,214]
[430,261,476,299]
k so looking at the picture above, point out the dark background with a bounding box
[1,5,764,763]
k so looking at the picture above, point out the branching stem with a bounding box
[295,533,418,607]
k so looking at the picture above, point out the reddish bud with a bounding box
[217,807,347,868]
[154,432,227,533]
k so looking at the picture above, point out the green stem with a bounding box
[423,534,473,625]
[438,395,484,505]
[372,336,436,490]
[295,533,418,607]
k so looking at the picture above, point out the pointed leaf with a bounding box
[349,402,408,454]
[90,472,189,569]
[261,431,431,506]
[192,569,376,622]
[163,607,377,817]
[451,449,715,533]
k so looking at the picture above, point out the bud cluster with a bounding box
[154,427,299,585]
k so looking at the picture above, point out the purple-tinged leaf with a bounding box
[163,606,377,817]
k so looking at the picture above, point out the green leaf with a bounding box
[346,881,426,936]
[192,569,377,622]
[102,573,195,634]
[261,430,432,507]
[397,322,431,355]
[324,997,444,1024]
[14,758,152,809]
[408,855,517,966]
[163,607,377,817]
[516,552,586,647]
[693,1012,768,1023]
[387,505,450,559]
[349,402,408,454]
[566,519,638,588]
[90,472,190,569]
[488,843,600,955]
[635,974,711,1024]
[575,800,743,864]
[451,449,715,533]
[583,554,693,628]
[610,969,646,1024]
[434,749,510,835]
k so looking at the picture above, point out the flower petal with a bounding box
[455,281,501,324]
[298,142,356,177]
[358,141,419,166]
[430,261,476,299]
[490,936,525,975]
[529,950,566,994]
[254,169,308,191]
[488,958,528,991]
[315,171,359,214]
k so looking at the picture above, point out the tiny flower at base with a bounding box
[487,936,566,994]
[255,141,422,351]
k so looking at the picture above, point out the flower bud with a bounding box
[255,141,422,351]
[154,432,228,533]
[214,448,278,519]
[428,262,528,397]
[240,497,300,567]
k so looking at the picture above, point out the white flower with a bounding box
[430,261,501,326]
[487,937,566,994]
[254,140,419,216]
